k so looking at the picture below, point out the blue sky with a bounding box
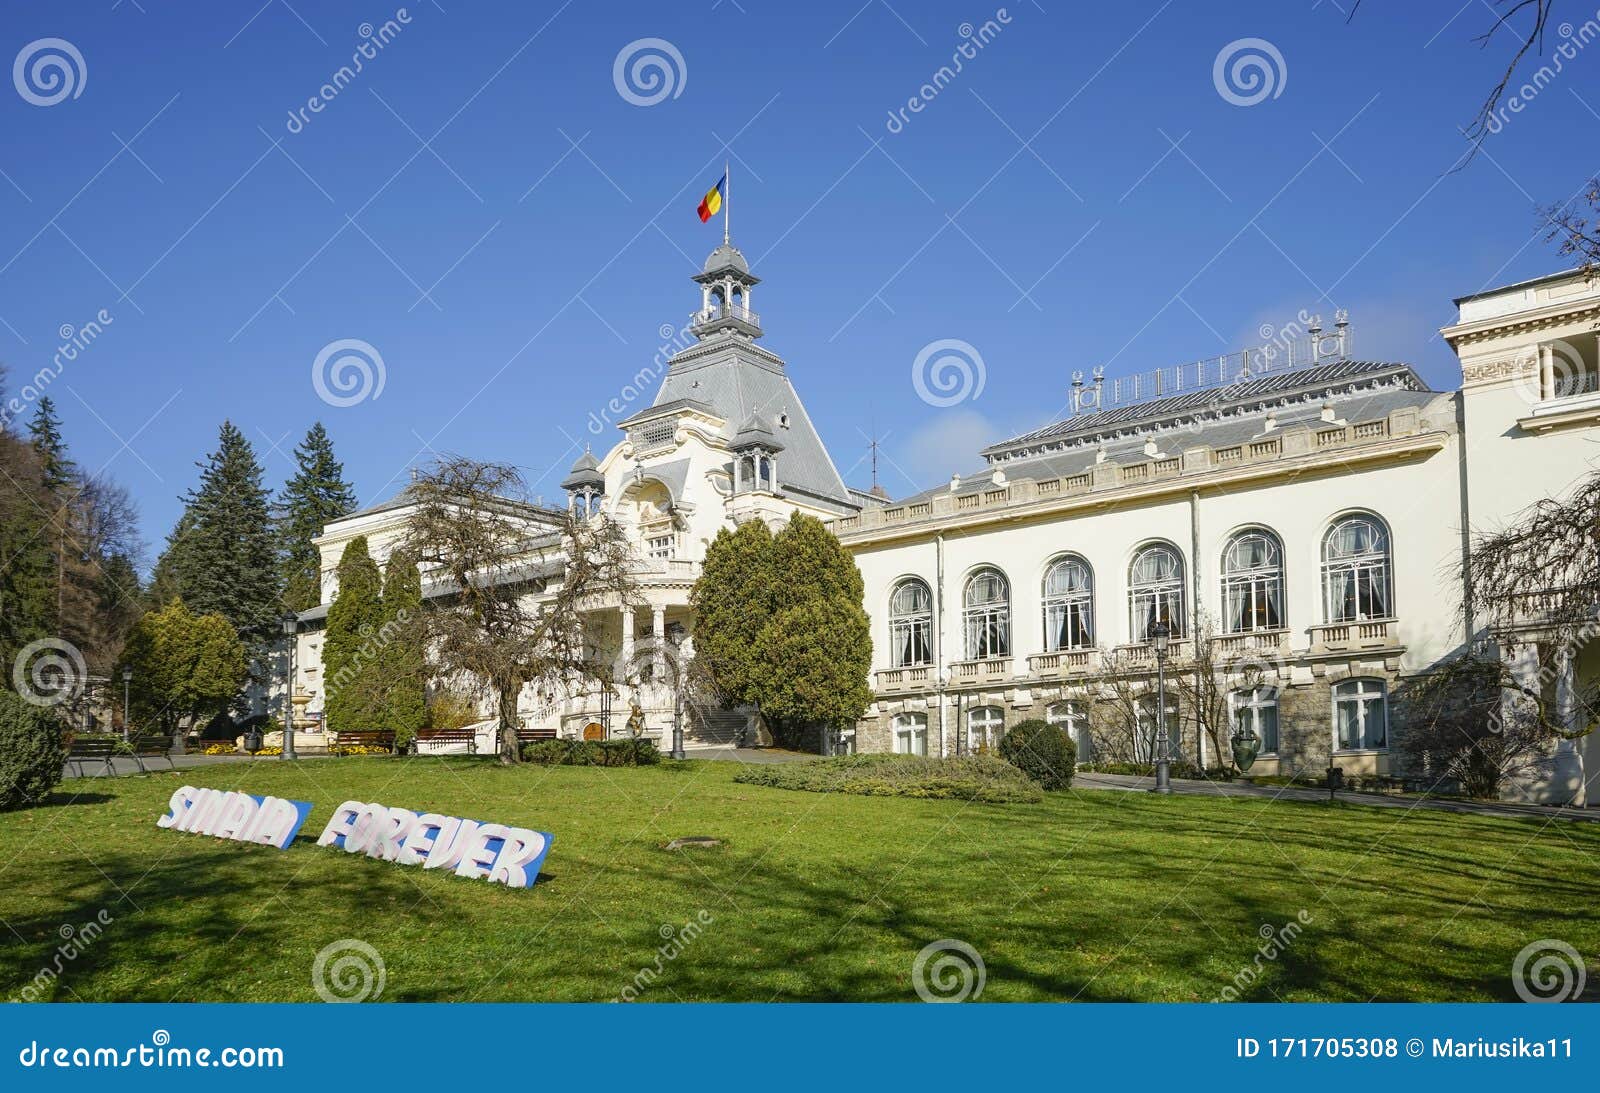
[2,0,1595,563]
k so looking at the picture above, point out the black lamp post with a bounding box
[281,613,298,761]
[1149,620,1172,795]
[121,667,132,741]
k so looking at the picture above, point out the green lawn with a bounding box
[1,757,1596,1002]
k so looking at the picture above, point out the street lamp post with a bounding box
[1149,620,1172,795]
[121,667,132,741]
[281,613,298,761]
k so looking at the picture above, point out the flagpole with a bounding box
[723,159,730,246]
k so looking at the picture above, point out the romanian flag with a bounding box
[697,173,725,223]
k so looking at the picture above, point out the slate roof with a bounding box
[652,336,856,511]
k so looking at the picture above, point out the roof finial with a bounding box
[723,158,730,247]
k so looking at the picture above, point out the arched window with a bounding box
[1230,687,1279,755]
[1129,543,1186,642]
[1047,700,1092,764]
[1323,514,1392,623]
[1333,679,1388,751]
[963,567,1010,660]
[968,705,1005,753]
[1221,530,1284,633]
[892,712,928,756]
[888,578,933,668]
[1042,555,1094,650]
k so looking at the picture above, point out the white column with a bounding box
[652,605,666,678]
[1540,344,1554,400]
[1555,644,1586,807]
[621,606,635,674]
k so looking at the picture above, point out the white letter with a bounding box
[316,801,366,848]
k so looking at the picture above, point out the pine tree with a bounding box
[323,536,385,733]
[26,397,75,494]
[0,429,55,671]
[275,422,356,613]
[153,422,281,643]
[379,549,428,747]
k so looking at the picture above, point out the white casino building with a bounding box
[291,244,1600,805]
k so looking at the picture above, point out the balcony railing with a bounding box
[1308,618,1397,651]
[691,303,761,329]
[874,665,933,693]
[949,657,1012,683]
[1109,640,1192,668]
[1026,649,1099,677]
[1213,630,1289,658]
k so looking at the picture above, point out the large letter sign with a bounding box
[156,786,314,850]
[316,801,554,888]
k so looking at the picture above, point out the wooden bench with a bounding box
[66,736,120,776]
[129,734,175,773]
[414,727,478,755]
[331,730,395,753]
[515,727,557,744]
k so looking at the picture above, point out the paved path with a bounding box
[1073,771,1599,822]
[62,754,333,778]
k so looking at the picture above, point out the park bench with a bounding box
[66,736,120,776]
[331,730,395,753]
[129,734,176,773]
[414,726,479,755]
[515,727,557,745]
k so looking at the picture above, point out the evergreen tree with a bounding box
[323,536,385,733]
[26,397,75,494]
[689,513,872,752]
[689,519,777,709]
[117,598,248,738]
[379,549,428,747]
[275,422,356,613]
[0,428,54,671]
[153,422,280,642]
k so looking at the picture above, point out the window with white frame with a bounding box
[1043,555,1094,650]
[1135,694,1182,762]
[1333,678,1387,751]
[1230,687,1279,755]
[892,712,928,756]
[646,534,674,560]
[1129,543,1186,641]
[968,705,1004,753]
[1221,530,1284,633]
[1323,514,1392,623]
[1047,700,1092,764]
[963,567,1010,660]
[889,578,934,668]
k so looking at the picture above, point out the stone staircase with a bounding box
[687,707,747,748]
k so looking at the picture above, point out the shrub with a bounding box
[521,738,662,767]
[732,754,1042,804]
[1081,760,1236,781]
[997,719,1076,790]
[0,691,67,810]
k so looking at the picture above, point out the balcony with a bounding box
[948,657,1013,684]
[690,303,761,335]
[1026,648,1099,679]
[874,665,933,694]
[1109,640,1192,668]
[1308,618,1397,652]
[1213,630,1290,659]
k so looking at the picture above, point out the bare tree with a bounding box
[401,456,639,763]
